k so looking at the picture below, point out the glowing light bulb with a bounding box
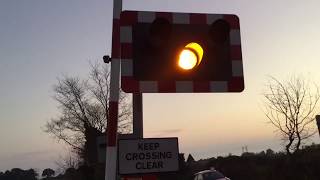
[178,42,203,70]
[178,49,198,70]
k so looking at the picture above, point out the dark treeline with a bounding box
[2,144,320,180]
[159,143,320,180]
[0,168,37,180]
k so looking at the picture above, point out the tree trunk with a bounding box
[84,122,103,165]
[286,137,294,155]
[295,131,301,153]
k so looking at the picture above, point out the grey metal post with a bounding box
[133,93,143,138]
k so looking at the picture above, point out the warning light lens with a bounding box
[178,42,203,70]
[178,49,198,70]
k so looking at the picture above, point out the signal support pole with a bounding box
[106,0,122,179]
[133,94,143,138]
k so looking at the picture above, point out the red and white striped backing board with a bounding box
[120,11,244,93]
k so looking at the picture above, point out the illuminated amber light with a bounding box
[178,50,198,70]
[178,42,203,70]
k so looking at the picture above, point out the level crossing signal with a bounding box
[120,11,244,93]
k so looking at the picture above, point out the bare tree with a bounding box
[55,152,80,173]
[45,61,132,163]
[263,75,320,155]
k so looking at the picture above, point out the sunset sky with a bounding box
[1,0,320,172]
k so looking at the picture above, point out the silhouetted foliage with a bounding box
[54,152,80,174]
[45,61,132,165]
[157,144,320,180]
[266,148,275,156]
[263,76,320,155]
[0,168,38,180]
[3,145,320,180]
[42,168,55,178]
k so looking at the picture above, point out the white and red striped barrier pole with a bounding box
[106,0,122,179]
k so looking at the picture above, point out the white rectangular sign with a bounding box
[118,138,179,175]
